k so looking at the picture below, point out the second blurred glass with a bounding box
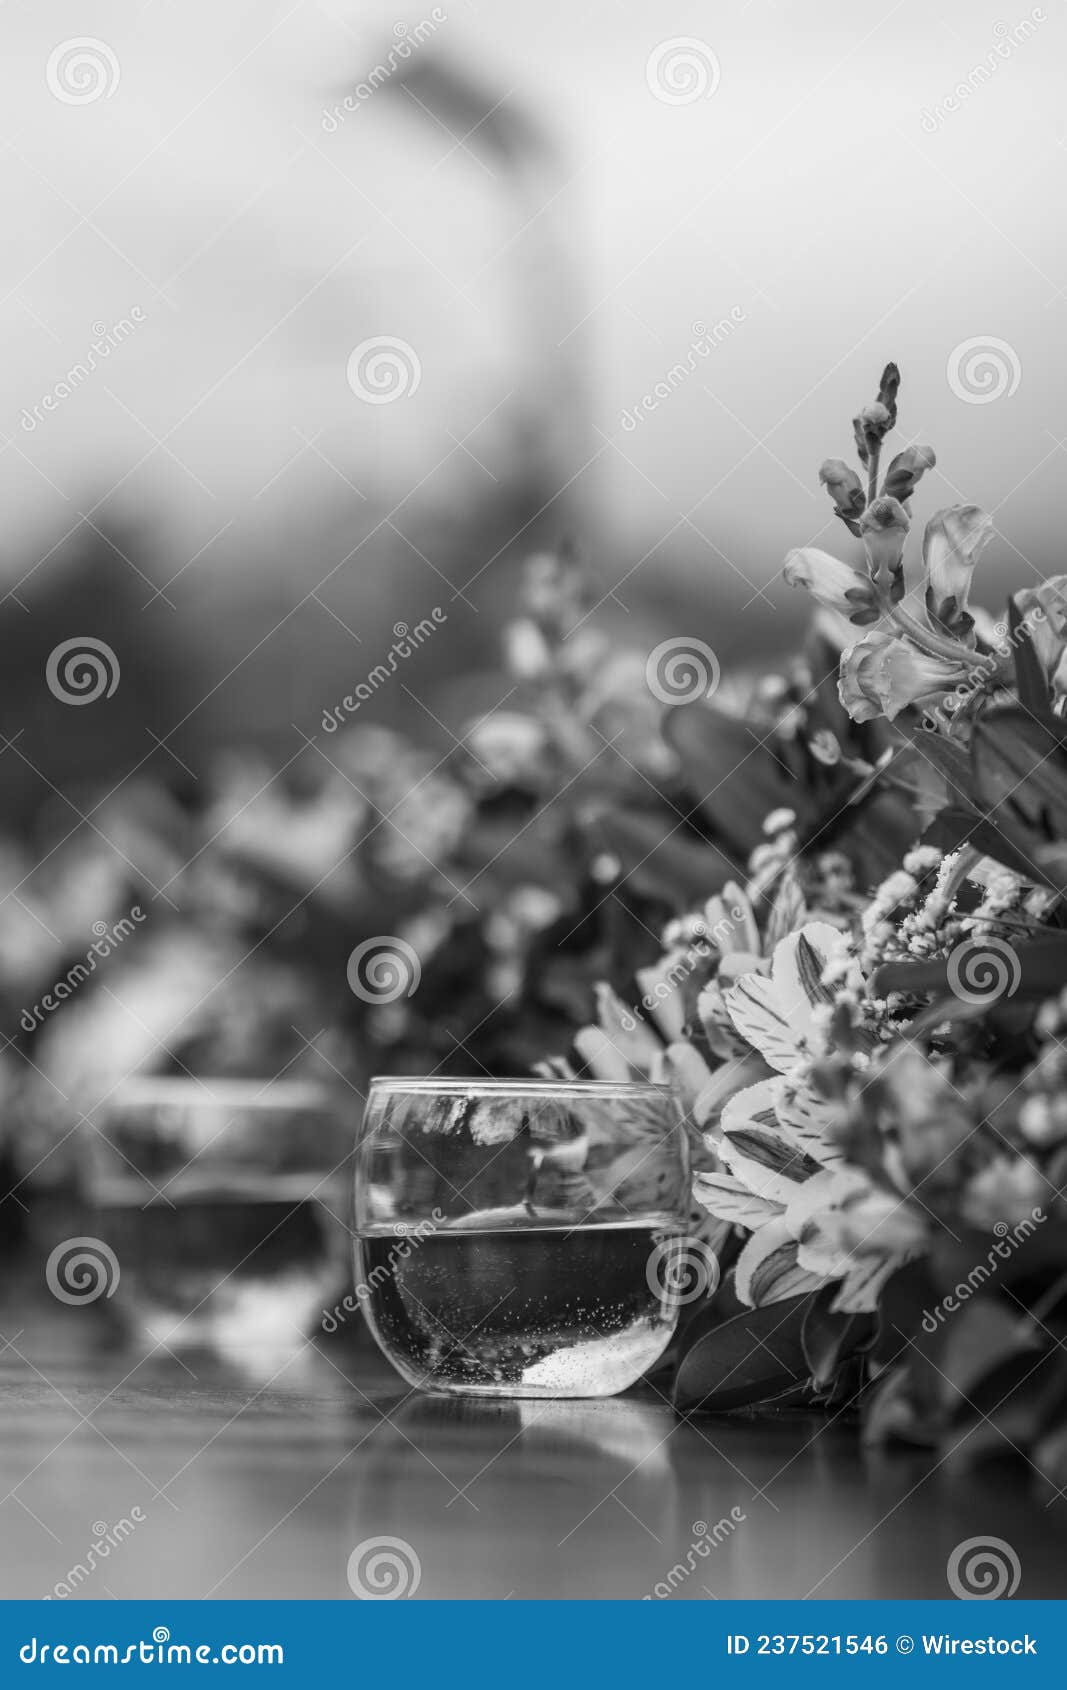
[85,1076,351,1370]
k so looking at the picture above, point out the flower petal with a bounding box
[783,547,879,624]
[839,630,968,724]
[724,923,845,1069]
[860,496,910,593]
[923,504,993,635]
[693,1170,784,1229]
[735,1221,828,1307]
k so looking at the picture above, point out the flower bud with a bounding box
[819,459,866,529]
[882,444,936,504]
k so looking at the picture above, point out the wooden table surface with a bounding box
[1,1258,1064,1602]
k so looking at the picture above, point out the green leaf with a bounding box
[673,1289,816,1413]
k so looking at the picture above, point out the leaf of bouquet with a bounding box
[673,1290,816,1413]
[585,808,741,906]
[1008,595,1053,717]
[872,933,1067,1001]
[664,703,794,857]
[972,707,1067,839]
[938,1300,1039,1411]
[921,804,1049,884]
[802,1283,876,1391]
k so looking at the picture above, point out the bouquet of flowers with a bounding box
[555,364,1067,1487]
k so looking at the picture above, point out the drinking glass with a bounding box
[352,1076,693,1398]
[81,1076,352,1368]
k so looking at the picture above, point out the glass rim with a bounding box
[368,1074,670,1097]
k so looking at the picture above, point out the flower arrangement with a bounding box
[557,364,1067,1485]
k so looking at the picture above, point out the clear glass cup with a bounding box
[82,1076,352,1372]
[352,1076,692,1399]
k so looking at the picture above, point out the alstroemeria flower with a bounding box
[839,629,975,723]
[922,504,993,638]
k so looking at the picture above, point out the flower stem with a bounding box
[867,443,881,508]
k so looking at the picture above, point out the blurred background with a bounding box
[1,0,1066,1312]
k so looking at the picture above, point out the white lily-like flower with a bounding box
[694,921,918,1311]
